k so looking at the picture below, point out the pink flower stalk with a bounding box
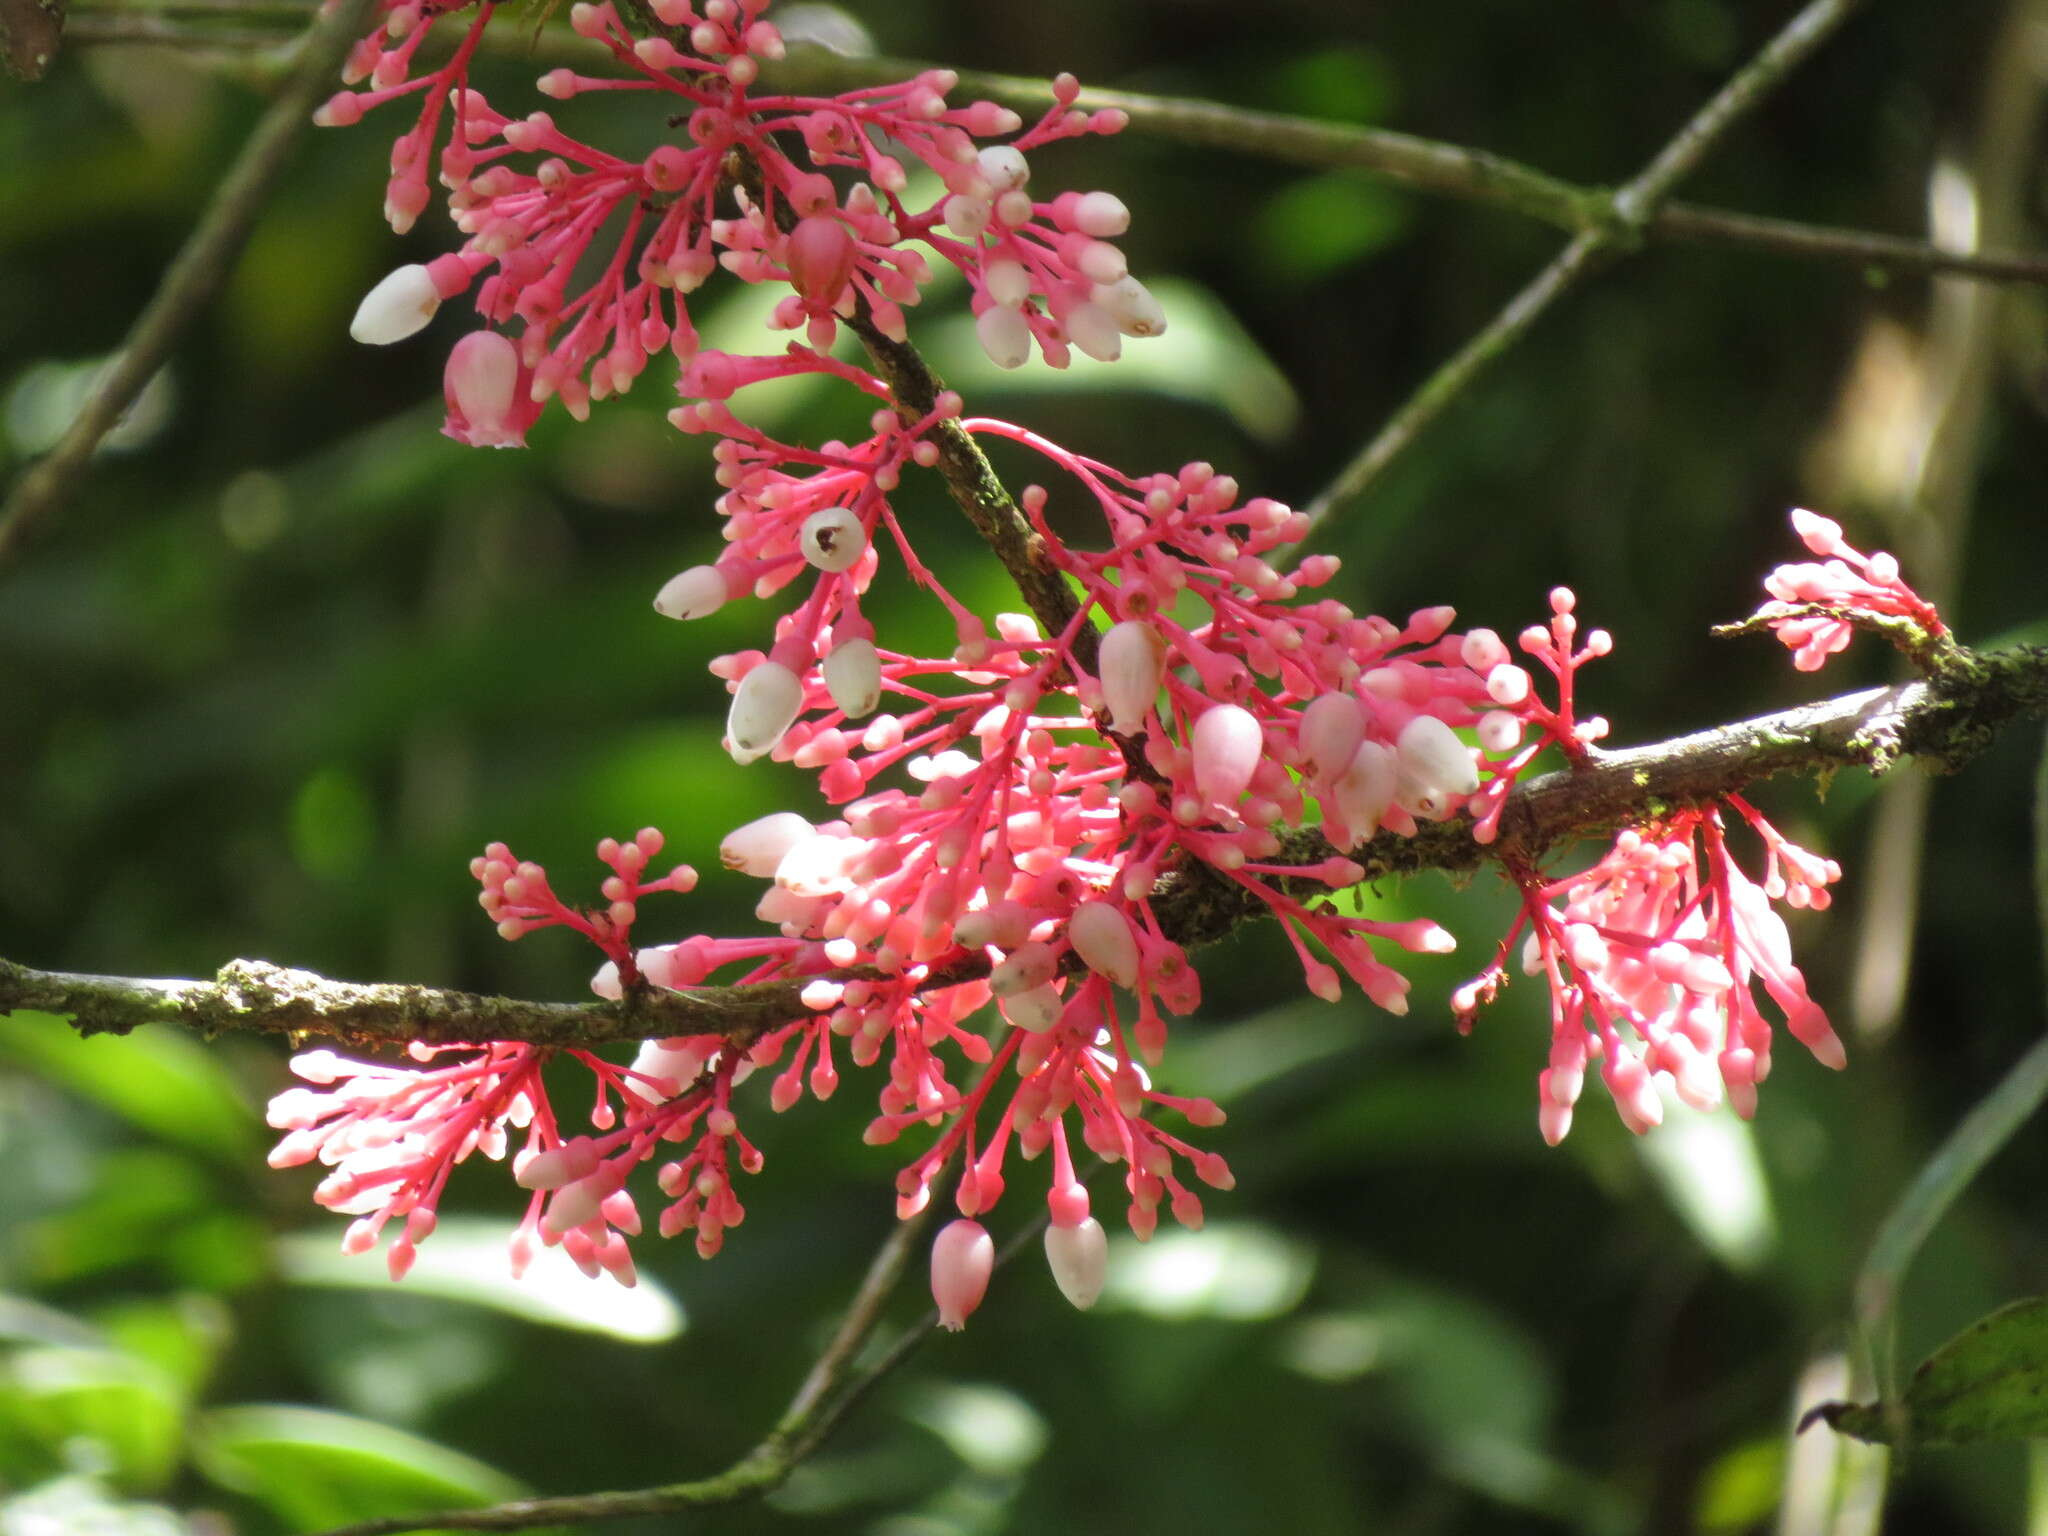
[1456,796,1845,1145]
[1762,508,1947,671]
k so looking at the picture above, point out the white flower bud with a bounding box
[1330,740,1396,844]
[1394,715,1479,818]
[1065,301,1122,363]
[1091,274,1166,338]
[989,940,1058,997]
[1297,693,1366,781]
[1068,900,1140,988]
[350,263,440,345]
[976,305,1032,370]
[983,258,1032,309]
[1071,190,1130,238]
[720,811,814,877]
[799,506,867,573]
[1002,980,1064,1032]
[727,660,804,765]
[824,637,882,718]
[1099,619,1165,735]
[1192,703,1264,808]
[943,193,992,238]
[1074,239,1127,285]
[976,144,1030,191]
[1044,1216,1108,1310]
[654,564,727,621]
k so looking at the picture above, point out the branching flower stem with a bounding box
[9,643,2046,1052]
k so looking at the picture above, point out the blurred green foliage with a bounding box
[5,1,2048,1532]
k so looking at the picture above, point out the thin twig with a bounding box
[11,641,2048,1053]
[1300,0,1871,538]
[0,0,380,567]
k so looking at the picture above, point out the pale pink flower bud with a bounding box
[783,214,857,304]
[1191,703,1263,808]
[1065,301,1122,363]
[1476,710,1522,753]
[720,811,814,877]
[589,960,623,1000]
[1330,740,1396,843]
[1068,900,1140,987]
[443,330,525,447]
[1394,715,1479,817]
[1070,190,1130,237]
[1002,980,1064,1032]
[824,636,882,717]
[1044,1215,1108,1310]
[653,564,728,620]
[943,193,992,237]
[727,660,803,765]
[1790,506,1845,556]
[983,258,1032,309]
[976,144,1029,191]
[1298,693,1366,781]
[989,940,1058,996]
[350,263,439,344]
[1091,275,1166,337]
[931,1218,995,1331]
[799,506,867,572]
[976,305,1032,369]
[1099,619,1165,735]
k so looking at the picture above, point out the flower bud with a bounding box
[442,330,526,447]
[824,636,881,718]
[783,214,857,305]
[720,811,814,877]
[654,564,728,621]
[800,506,867,573]
[975,304,1033,370]
[931,1218,994,1331]
[1068,900,1139,988]
[1099,619,1165,736]
[976,144,1029,191]
[1091,274,1166,338]
[1065,300,1122,363]
[1044,1215,1108,1310]
[727,660,804,765]
[1297,693,1366,782]
[1001,980,1064,1032]
[1393,714,1479,818]
[350,263,440,345]
[1330,740,1396,844]
[1191,703,1263,808]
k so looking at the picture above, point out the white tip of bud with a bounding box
[824,636,882,718]
[1072,191,1130,238]
[975,144,1030,191]
[1091,274,1165,338]
[975,304,1033,370]
[1001,980,1065,1032]
[654,564,728,621]
[1068,900,1140,988]
[1066,300,1122,363]
[350,263,440,345]
[1099,619,1166,735]
[983,258,1032,310]
[1191,702,1264,808]
[1045,1216,1108,1310]
[727,660,804,765]
[720,811,815,877]
[799,506,868,573]
[1393,715,1480,817]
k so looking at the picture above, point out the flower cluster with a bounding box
[279,0,1942,1328]
[1761,507,1946,671]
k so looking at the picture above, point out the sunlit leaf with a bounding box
[1804,1296,2048,1446]
[0,1344,184,1491]
[193,1404,531,1534]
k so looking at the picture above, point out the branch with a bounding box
[10,642,2046,1052]
[0,0,380,567]
[756,46,2048,292]
[1300,0,1869,537]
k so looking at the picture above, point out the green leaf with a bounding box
[0,1344,186,1491]
[194,1403,531,1534]
[1805,1296,2048,1446]
[0,1012,257,1164]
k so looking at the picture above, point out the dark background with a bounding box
[4,1,2048,1531]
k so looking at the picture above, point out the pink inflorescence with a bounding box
[288,0,1868,1323]
[1762,508,1947,671]
[1456,797,1844,1145]
[331,0,1154,444]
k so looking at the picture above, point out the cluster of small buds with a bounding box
[473,828,695,973]
[1761,508,1948,671]
[331,0,1157,449]
[1457,796,1844,1144]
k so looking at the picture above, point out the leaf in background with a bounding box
[0,1012,257,1164]
[1804,1296,2048,1446]
[0,1343,185,1492]
[1255,174,1413,285]
[0,1474,197,1536]
[277,1217,684,1343]
[1634,1086,1776,1272]
[193,1404,533,1534]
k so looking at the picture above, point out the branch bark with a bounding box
[10,642,2046,1053]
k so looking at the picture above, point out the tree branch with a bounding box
[10,642,2046,1053]
[1300,0,1870,537]
[0,0,380,567]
